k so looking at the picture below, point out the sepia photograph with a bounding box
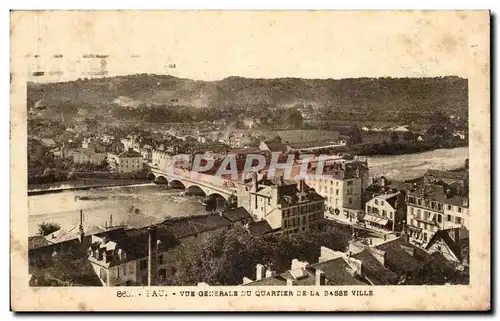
[10,10,490,311]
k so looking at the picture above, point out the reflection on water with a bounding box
[28,185,208,236]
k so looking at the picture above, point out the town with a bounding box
[28,113,470,287]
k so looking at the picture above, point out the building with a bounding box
[258,139,288,153]
[286,140,347,153]
[406,170,469,247]
[65,148,107,165]
[29,237,102,286]
[425,227,469,270]
[40,138,57,148]
[237,173,325,235]
[108,149,144,173]
[87,214,233,286]
[364,191,406,232]
[347,236,455,285]
[243,252,369,286]
[305,159,369,224]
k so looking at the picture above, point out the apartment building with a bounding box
[65,148,107,165]
[305,159,369,223]
[406,170,469,246]
[108,149,144,173]
[364,191,406,232]
[237,173,325,235]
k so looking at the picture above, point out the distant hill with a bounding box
[27,74,468,122]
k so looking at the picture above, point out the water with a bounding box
[366,147,469,180]
[28,147,468,237]
[28,184,208,237]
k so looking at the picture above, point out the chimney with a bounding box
[299,179,305,193]
[256,264,265,280]
[286,278,294,286]
[381,177,387,187]
[315,269,326,286]
[148,226,158,286]
[79,209,85,244]
[265,267,274,278]
[454,228,461,243]
[109,214,113,227]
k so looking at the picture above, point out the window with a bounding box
[348,198,352,204]
[347,189,352,195]
[347,180,353,186]
[140,260,148,270]
[458,207,462,213]
[367,206,372,213]
[335,189,339,195]
[336,181,339,187]
[423,234,428,242]
[447,205,452,211]
[158,254,164,265]
[431,202,436,209]
[284,220,288,228]
[381,201,384,206]
[410,207,414,215]
[375,199,379,205]
[456,217,462,224]
[417,209,421,218]
[302,216,306,225]
[438,203,443,211]
[382,210,387,217]
[447,214,452,222]
[389,212,393,220]
[437,215,442,223]
[330,181,333,185]
[417,198,422,206]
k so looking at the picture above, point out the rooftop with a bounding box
[118,149,143,158]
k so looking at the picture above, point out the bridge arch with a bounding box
[207,192,230,202]
[169,179,186,189]
[185,184,207,197]
[147,172,156,181]
[155,175,168,185]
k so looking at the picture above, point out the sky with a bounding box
[10,11,488,83]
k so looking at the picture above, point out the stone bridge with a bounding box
[147,166,238,201]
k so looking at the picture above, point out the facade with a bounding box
[425,227,469,269]
[406,170,469,246]
[109,149,144,173]
[65,148,107,165]
[305,159,369,223]
[364,191,406,232]
[237,173,325,235]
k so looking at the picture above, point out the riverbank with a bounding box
[28,178,152,195]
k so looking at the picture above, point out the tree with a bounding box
[348,125,363,145]
[282,108,303,128]
[38,222,61,236]
[390,131,400,143]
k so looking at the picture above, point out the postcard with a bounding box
[10,10,490,311]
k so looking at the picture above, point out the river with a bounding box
[366,147,468,181]
[28,147,468,237]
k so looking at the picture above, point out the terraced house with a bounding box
[405,169,469,247]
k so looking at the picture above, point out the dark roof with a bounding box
[28,239,102,286]
[247,220,273,236]
[262,140,287,152]
[28,235,50,250]
[245,274,288,286]
[160,214,231,239]
[425,227,469,262]
[409,184,469,207]
[308,258,368,286]
[375,237,430,274]
[118,149,142,158]
[352,250,400,285]
[221,207,252,222]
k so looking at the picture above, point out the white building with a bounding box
[305,159,369,224]
[109,149,144,173]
